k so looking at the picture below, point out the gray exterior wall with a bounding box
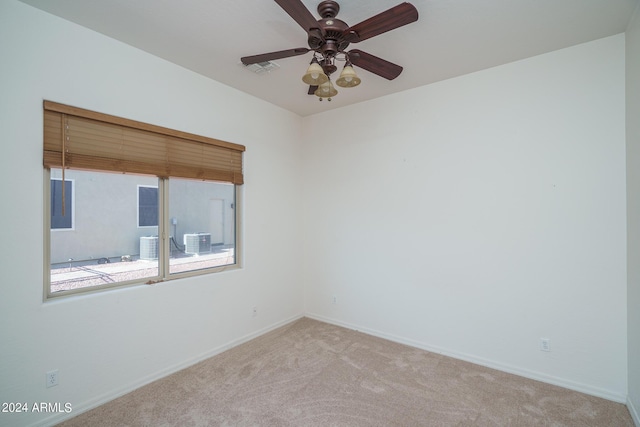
[49,169,235,264]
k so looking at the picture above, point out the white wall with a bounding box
[302,34,628,402]
[627,3,640,424]
[0,1,304,426]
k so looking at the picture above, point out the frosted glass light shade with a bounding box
[336,64,361,88]
[302,60,329,85]
[314,79,338,98]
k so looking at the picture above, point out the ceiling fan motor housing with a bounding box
[308,1,351,56]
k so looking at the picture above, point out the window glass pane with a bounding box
[168,178,236,275]
[49,168,160,294]
[138,186,158,227]
[51,178,73,229]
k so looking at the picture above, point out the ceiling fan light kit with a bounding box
[241,0,418,102]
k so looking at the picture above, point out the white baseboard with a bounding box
[629,395,640,427]
[305,312,628,404]
[32,313,304,427]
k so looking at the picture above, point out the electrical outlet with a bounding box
[540,338,551,352]
[46,370,58,388]
[252,306,257,318]
[332,295,337,304]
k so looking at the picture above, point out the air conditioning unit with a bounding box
[183,233,211,255]
[140,236,159,260]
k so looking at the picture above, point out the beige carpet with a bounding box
[58,317,633,426]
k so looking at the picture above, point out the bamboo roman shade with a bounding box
[43,101,244,184]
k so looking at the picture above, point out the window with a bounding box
[138,185,158,227]
[43,101,244,299]
[51,178,73,229]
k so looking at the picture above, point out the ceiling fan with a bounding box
[241,0,419,101]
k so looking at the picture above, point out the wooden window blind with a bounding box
[43,101,244,184]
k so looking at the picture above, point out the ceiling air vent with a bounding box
[245,61,279,74]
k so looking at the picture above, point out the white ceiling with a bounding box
[19,0,639,117]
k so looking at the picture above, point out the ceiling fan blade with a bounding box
[308,85,318,95]
[241,47,310,65]
[344,3,418,43]
[274,0,322,33]
[348,49,403,80]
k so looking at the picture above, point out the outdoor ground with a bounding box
[50,246,234,293]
